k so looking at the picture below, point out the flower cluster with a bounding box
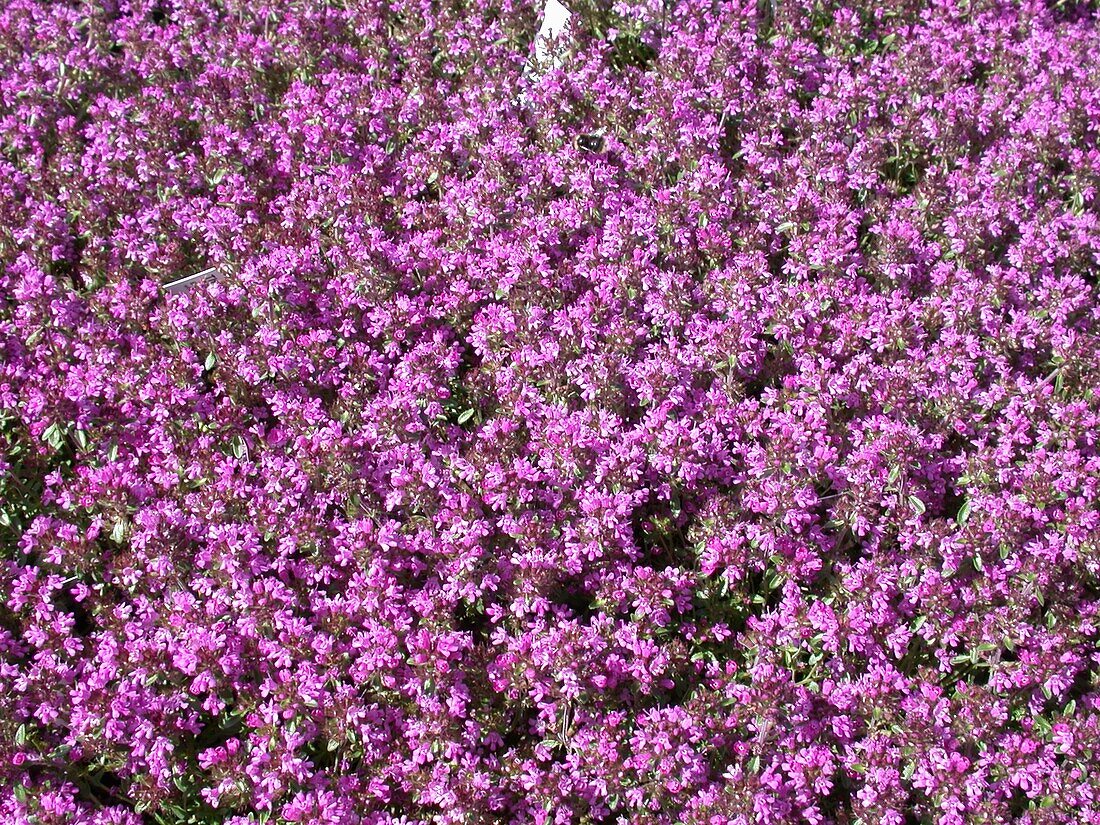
[2,0,1099,822]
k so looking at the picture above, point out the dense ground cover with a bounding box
[2,0,1100,822]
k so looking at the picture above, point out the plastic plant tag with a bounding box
[519,0,572,104]
[163,266,221,294]
[534,0,572,67]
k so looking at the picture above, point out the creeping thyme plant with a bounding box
[1,0,1099,822]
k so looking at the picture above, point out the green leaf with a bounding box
[230,435,247,459]
[908,495,926,515]
[956,499,972,526]
[457,408,475,425]
[205,352,217,371]
[42,422,64,450]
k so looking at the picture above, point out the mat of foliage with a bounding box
[2,0,1100,822]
